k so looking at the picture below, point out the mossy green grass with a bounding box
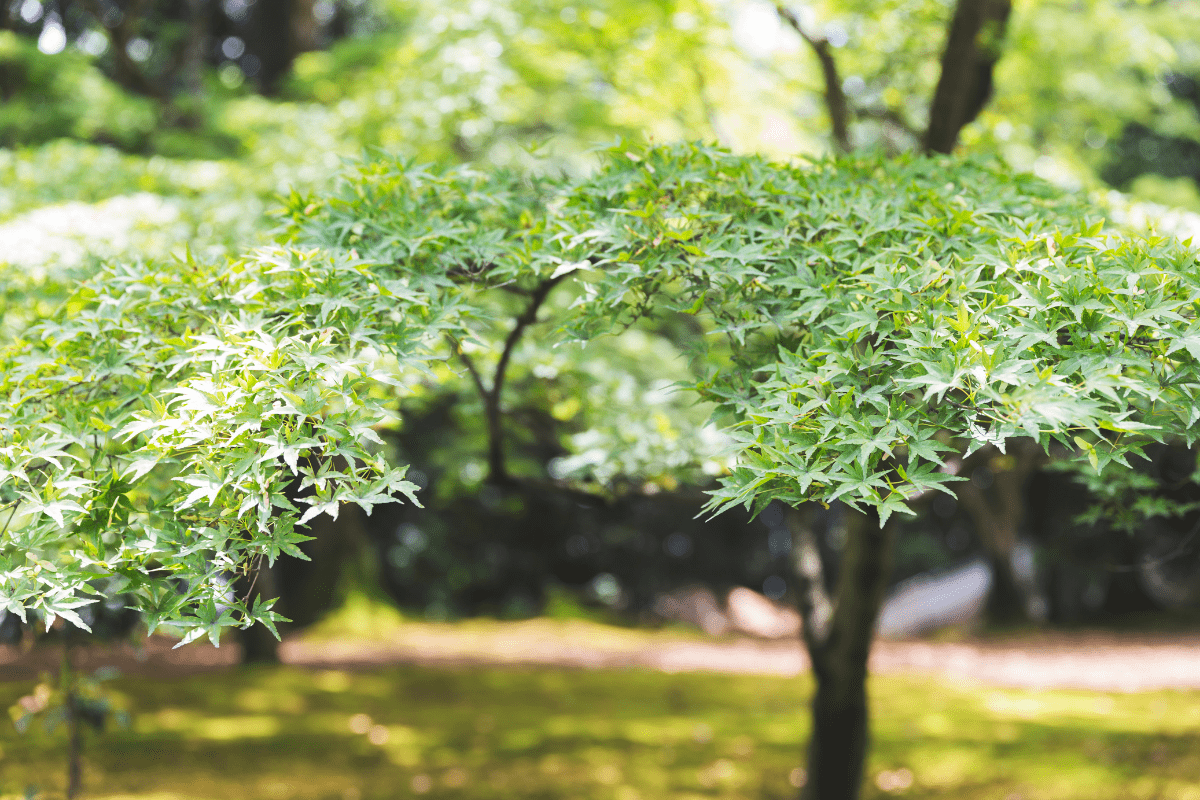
[3,657,1200,800]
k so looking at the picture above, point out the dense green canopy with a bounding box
[2,142,1198,643]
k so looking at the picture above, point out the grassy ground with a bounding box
[3,660,1200,800]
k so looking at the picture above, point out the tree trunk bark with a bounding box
[983,548,1028,623]
[66,690,83,799]
[805,680,869,800]
[180,0,208,103]
[291,0,319,55]
[80,0,169,101]
[955,439,1044,624]
[238,562,281,664]
[790,504,895,800]
[62,640,83,800]
[923,0,1011,154]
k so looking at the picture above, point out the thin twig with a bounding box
[1106,508,1200,574]
[0,501,18,538]
[444,334,490,404]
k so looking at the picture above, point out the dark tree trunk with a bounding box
[237,562,281,664]
[238,615,281,663]
[62,639,83,800]
[290,0,318,55]
[247,0,294,93]
[81,0,169,101]
[180,0,208,101]
[923,0,1012,154]
[66,690,83,799]
[246,0,318,93]
[984,549,1028,624]
[806,682,869,800]
[956,440,1044,625]
[789,504,895,800]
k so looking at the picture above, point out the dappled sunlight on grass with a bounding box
[2,666,1200,799]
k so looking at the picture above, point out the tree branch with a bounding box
[445,334,489,406]
[691,61,731,149]
[480,274,568,482]
[776,5,852,154]
[0,501,19,539]
[855,106,919,139]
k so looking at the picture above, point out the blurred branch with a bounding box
[691,61,731,149]
[449,274,568,483]
[954,439,1042,556]
[855,106,919,139]
[776,4,851,154]
[445,334,489,405]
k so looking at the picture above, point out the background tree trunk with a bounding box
[237,562,281,664]
[956,440,1044,624]
[180,0,208,103]
[790,504,895,800]
[62,637,83,800]
[923,0,1012,154]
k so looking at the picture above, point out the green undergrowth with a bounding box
[2,664,1200,800]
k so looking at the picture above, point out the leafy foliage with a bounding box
[3,140,1199,638]
[554,145,1200,524]
[0,248,439,643]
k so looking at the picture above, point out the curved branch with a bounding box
[445,334,489,405]
[467,274,569,482]
[776,4,852,153]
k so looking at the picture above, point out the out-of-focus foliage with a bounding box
[280,0,755,170]
[9,663,129,737]
[0,31,156,150]
[990,0,1200,198]
[0,0,1196,196]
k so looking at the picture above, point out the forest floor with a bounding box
[3,617,1200,692]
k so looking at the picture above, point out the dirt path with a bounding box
[3,620,1200,692]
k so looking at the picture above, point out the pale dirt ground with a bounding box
[3,620,1200,692]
